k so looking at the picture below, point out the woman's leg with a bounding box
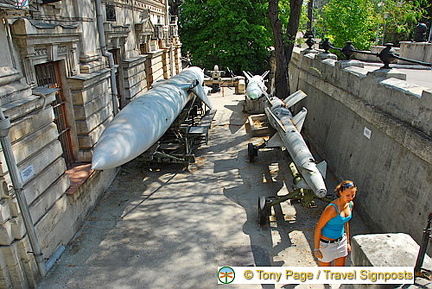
[318,260,332,266]
[333,256,346,266]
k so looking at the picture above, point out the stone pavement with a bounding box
[37,87,371,289]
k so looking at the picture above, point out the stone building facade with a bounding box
[0,0,182,287]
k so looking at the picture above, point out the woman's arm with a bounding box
[314,205,336,258]
[345,202,353,251]
[345,221,351,252]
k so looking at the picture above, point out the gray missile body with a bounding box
[91,66,212,170]
[243,70,269,100]
[264,92,327,197]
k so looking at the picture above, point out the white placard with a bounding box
[21,165,35,183]
[363,127,372,139]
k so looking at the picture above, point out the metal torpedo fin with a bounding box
[267,132,284,148]
[284,90,307,109]
[189,79,213,109]
[243,71,253,81]
[294,178,310,190]
[316,160,327,179]
[261,70,270,79]
[291,107,307,132]
[176,82,194,90]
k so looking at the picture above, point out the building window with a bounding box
[35,62,75,168]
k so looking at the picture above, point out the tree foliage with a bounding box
[179,0,272,74]
[316,0,376,50]
[316,0,429,50]
[179,0,306,97]
[375,0,429,45]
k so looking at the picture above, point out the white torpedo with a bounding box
[265,91,327,197]
[92,66,212,170]
[243,71,269,100]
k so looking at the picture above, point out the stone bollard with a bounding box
[348,233,432,289]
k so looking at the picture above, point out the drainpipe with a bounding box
[0,111,46,277]
[165,0,174,76]
[428,25,431,42]
[95,0,119,115]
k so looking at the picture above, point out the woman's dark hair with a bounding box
[334,180,357,196]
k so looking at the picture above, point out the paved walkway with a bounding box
[37,88,370,289]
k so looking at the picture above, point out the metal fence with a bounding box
[304,35,432,69]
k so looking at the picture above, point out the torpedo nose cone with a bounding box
[91,156,105,170]
[91,148,113,170]
[91,136,131,170]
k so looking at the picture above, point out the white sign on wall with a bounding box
[21,165,35,183]
[363,127,372,139]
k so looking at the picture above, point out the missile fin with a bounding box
[177,82,194,90]
[243,71,253,81]
[284,90,307,108]
[190,82,213,109]
[292,107,307,131]
[266,132,284,148]
[295,178,310,190]
[316,161,327,179]
[261,70,270,79]
[298,163,316,172]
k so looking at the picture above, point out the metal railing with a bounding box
[304,35,432,69]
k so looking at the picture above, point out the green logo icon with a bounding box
[218,266,235,284]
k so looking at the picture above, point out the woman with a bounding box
[314,180,357,266]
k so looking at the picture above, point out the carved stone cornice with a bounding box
[10,18,81,85]
[103,23,130,39]
[107,0,165,14]
[135,18,154,37]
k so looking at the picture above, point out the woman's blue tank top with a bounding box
[321,202,352,239]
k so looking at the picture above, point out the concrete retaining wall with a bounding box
[289,48,432,256]
[399,42,432,64]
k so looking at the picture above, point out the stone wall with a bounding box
[289,48,432,256]
[68,70,114,162]
[145,49,166,88]
[399,42,432,64]
[122,55,148,103]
